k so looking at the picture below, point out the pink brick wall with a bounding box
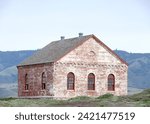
[53,38,128,98]
[18,37,127,98]
[18,63,54,97]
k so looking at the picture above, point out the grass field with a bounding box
[0,89,150,107]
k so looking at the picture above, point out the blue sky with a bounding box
[0,0,150,53]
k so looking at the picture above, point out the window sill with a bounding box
[107,90,115,92]
[87,90,96,92]
[41,90,46,91]
[67,90,75,91]
[23,90,29,92]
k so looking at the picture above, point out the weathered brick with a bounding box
[18,37,128,99]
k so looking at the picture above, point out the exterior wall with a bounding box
[53,38,128,98]
[18,63,54,97]
[18,37,128,98]
[58,38,122,64]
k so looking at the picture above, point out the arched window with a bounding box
[88,73,95,90]
[67,72,75,90]
[42,72,46,90]
[25,74,29,90]
[108,74,115,91]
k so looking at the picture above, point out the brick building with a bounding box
[17,34,128,99]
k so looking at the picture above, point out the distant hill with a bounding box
[0,50,35,83]
[0,50,35,71]
[114,50,150,89]
[0,49,150,97]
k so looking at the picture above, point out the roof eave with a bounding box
[17,61,54,68]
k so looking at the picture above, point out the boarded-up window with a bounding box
[25,74,29,90]
[88,73,95,90]
[108,74,115,91]
[42,72,46,90]
[67,72,75,90]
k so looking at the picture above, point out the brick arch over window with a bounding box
[108,74,115,91]
[67,72,75,90]
[25,74,29,90]
[88,73,95,90]
[41,72,46,90]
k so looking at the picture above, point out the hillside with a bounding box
[0,89,150,107]
[114,50,150,88]
[0,50,35,83]
[0,50,150,97]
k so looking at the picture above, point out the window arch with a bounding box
[42,72,46,90]
[108,74,115,91]
[88,73,95,90]
[67,72,75,90]
[25,74,29,90]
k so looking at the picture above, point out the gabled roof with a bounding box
[18,34,128,66]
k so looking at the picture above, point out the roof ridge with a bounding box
[18,34,128,66]
[49,34,93,43]
[18,34,93,66]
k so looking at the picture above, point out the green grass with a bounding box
[0,89,150,107]
[68,96,92,102]
[96,93,114,99]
